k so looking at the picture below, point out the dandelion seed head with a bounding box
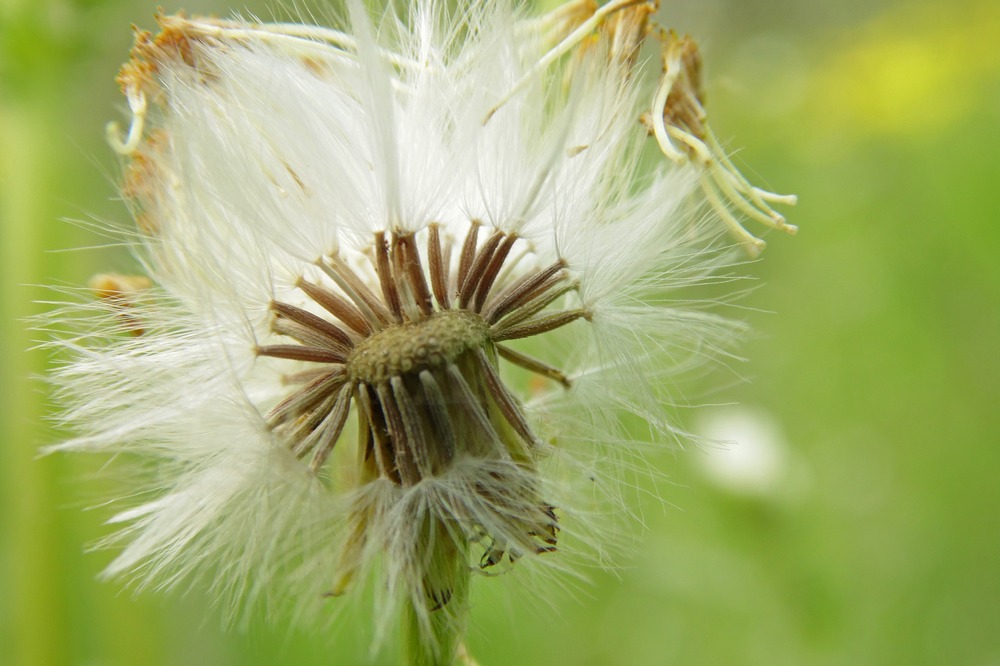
[49,0,795,659]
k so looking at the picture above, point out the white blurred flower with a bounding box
[694,406,791,497]
[49,0,793,661]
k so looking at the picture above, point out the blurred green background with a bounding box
[3,0,999,663]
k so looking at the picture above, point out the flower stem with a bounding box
[402,577,469,666]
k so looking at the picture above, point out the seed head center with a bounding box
[346,309,489,384]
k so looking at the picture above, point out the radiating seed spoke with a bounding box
[374,231,403,322]
[376,382,419,486]
[459,230,504,308]
[491,281,577,331]
[491,244,530,294]
[391,376,432,478]
[272,301,355,349]
[271,315,354,358]
[492,308,587,342]
[427,224,451,310]
[319,255,393,328]
[456,220,481,291]
[296,278,372,337]
[418,370,456,466]
[356,384,400,483]
[446,363,504,450]
[272,317,341,352]
[256,344,347,364]
[281,367,337,386]
[497,343,570,388]
[267,368,345,426]
[473,233,518,313]
[474,349,541,448]
[262,222,594,486]
[290,390,342,456]
[308,382,354,471]
[483,259,567,323]
[397,234,434,317]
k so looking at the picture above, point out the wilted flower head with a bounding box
[49,0,793,661]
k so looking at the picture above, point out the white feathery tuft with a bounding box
[47,0,794,659]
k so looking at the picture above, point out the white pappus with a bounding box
[47,0,795,662]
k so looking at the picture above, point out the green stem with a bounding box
[402,576,470,666]
[401,524,471,666]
